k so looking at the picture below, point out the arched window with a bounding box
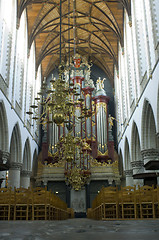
[151,0,159,49]
[26,42,36,129]
[15,9,28,109]
[133,0,148,82]
[0,0,16,83]
[124,10,135,107]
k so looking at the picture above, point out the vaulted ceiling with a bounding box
[17,0,131,86]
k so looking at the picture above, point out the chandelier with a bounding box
[27,0,93,190]
[54,131,92,191]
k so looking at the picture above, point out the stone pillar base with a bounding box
[125,169,133,186]
[20,170,31,188]
[8,162,22,189]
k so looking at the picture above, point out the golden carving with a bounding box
[48,159,65,168]
[97,149,108,156]
[65,166,90,191]
[96,77,105,90]
[90,158,109,167]
[85,94,90,99]
[90,159,120,175]
[96,102,107,113]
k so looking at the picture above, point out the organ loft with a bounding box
[36,55,120,214]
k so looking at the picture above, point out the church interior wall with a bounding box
[0,0,39,188]
[115,0,159,186]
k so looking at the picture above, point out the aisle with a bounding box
[0,218,159,240]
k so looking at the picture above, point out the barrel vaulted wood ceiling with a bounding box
[17,0,131,85]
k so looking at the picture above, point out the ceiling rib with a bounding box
[18,0,131,86]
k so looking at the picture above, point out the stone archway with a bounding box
[157,86,159,145]
[141,100,159,186]
[141,100,158,166]
[0,101,9,187]
[8,123,22,188]
[119,149,125,186]
[131,121,144,186]
[31,149,38,188]
[21,138,31,188]
[124,137,133,186]
[0,101,9,152]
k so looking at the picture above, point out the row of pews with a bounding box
[0,187,74,220]
[87,185,159,220]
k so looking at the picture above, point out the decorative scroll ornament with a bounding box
[48,159,65,168]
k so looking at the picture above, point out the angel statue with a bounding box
[96,77,106,91]
[108,114,115,130]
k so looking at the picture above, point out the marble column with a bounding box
[8,162,22,189]
[131,161,144,187]
[20,170,31,188]
[125,169,133,186]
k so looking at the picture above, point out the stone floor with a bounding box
[0,219,159,240]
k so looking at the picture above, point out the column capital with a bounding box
[0,150,10,164]
[21,170,32,177]
[141,148,159,157]
[141,148,159,165]
[124,169,133,177]
[10,162,22,170]
[131,161,144,168]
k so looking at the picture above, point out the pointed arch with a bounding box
[124,137,131,170]
[141,99,157,150]
[131,121,142,162]
[32,148,38,178]
[22,138,31,171]
[0,101,9,152]
[9,123,22,163]
[157,86,159,133]
[119,148,124,174]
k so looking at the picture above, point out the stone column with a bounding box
[20,170,31,188]
[125,169,133,186]
[141,148,159,165]
[30,176,36,188]
[86,183,90,209]
[0,151,10,187]
[157,176,159,186]
[8,162,22,189]
[131,161,144,187]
